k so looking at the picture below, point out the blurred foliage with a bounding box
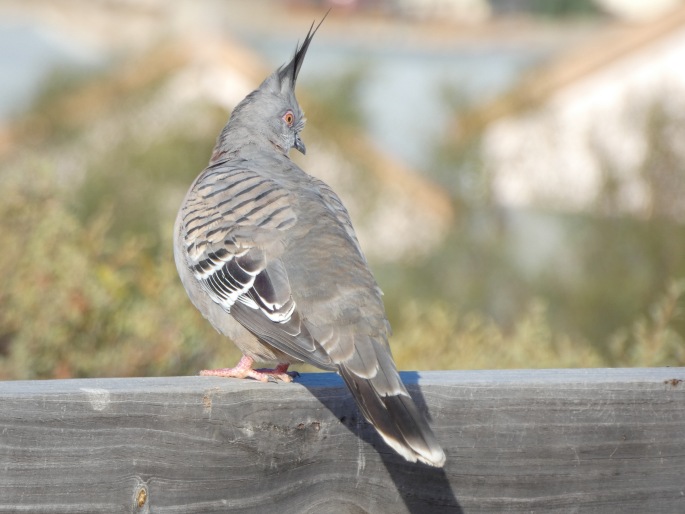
[388,88,685,369]
[537,214,685,349]
[71,124,219,255]
[491,0,601,18]
[0,169,242,379]
[528,0,600,18]
[390,285,685,371]
[306,64,369,130]
[391,299,602,370]
[0,50,684,381]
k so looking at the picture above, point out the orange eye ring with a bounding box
[283,111,295,127]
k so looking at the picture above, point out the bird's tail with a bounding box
[338,361,446,467]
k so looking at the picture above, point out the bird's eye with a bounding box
[283,111,295,127]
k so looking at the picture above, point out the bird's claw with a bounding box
[200,356,297,383]
[254,367,299,383]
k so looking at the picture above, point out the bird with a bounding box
[173,18,446,467]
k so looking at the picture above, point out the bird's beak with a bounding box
[294,134,306,155]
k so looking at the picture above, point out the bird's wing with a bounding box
[274,181,445,466]
[177,160,334,369]
[310,177,367,262]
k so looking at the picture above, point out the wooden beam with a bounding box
[1,368,683,513]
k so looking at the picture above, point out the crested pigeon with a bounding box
[174,20,445,467]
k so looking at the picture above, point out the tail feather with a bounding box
[339,365,446,467]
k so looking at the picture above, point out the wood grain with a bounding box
[0,368,683,513]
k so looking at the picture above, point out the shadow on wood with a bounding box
[302,371,462,513]
[0,368,684,513]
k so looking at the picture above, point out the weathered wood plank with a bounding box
[0,368,683,513]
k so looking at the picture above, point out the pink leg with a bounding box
[200,355,297,383]
[254,362,299,382]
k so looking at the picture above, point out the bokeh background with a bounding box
[1,0,684,379]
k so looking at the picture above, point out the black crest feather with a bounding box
[278,12,328,87]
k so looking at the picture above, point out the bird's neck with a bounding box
[209,122,288,165]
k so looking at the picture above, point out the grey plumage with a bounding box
[174,20,445,467]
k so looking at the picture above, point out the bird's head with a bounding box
[257,28,314,156]
[216,19,324,161]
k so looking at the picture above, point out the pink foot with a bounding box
[200,356,298,383]
[254,363,300,383]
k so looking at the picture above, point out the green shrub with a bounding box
[0,169,240,379]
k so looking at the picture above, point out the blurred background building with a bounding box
[1,0,684,379]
